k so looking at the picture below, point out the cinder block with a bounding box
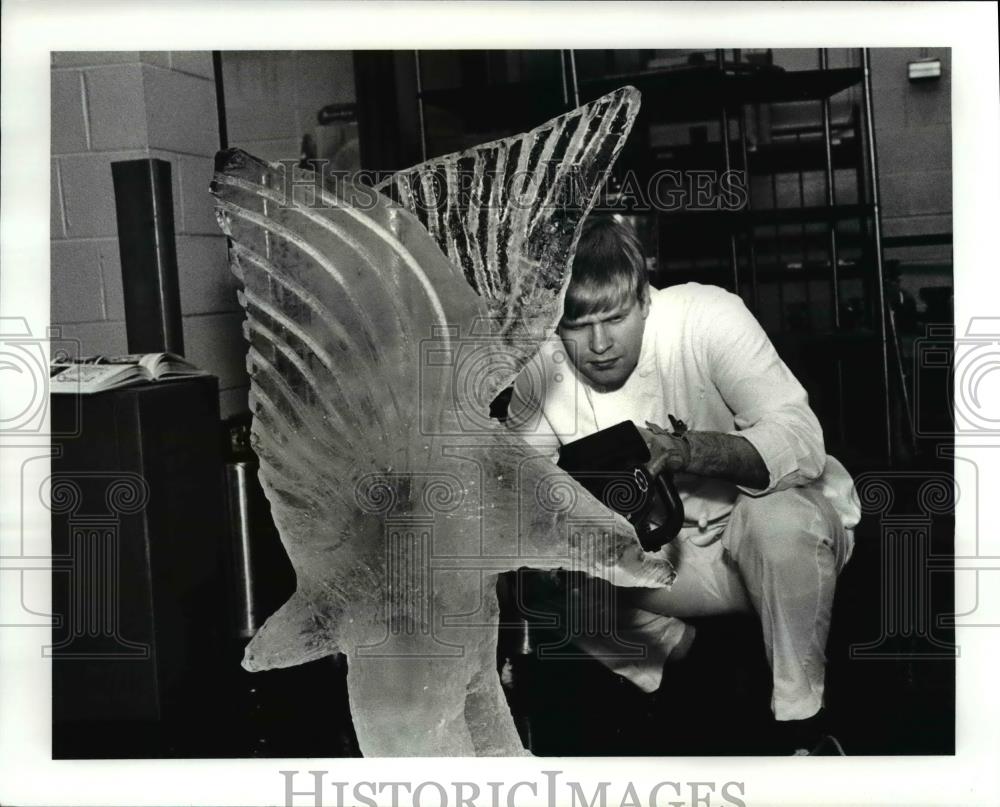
[142,66,219,156]
[178,155,222,235]
[52,52,139,68]
[170,51,215,79]
[876,124,951,177]
[880,171,952,218]
[905,58,951,128]
[882,242,953,264]
[54,320,129,358]
[218,385,250,418]
[182,311,249,389]
[175,235,238,315]
[86,65,148,150]
[51,160,65,238]
[59,150,148,238]
[869,48,913,89]
[881,213,952,238]
[871,81,906,133]
[51,71,89,154]
[50,240,106,323]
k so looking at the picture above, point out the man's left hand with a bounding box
[640,421,771,490]
[638,421,690,477]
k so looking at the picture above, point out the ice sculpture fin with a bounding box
[242,590,340,671]
[377,86,641,403]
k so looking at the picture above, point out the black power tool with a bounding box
[556,420,684,552]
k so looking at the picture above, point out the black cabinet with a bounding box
[51,377,360,758]
[51,377,231,756]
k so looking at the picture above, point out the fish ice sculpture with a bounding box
[210,86,674,756]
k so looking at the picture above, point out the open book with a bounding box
[50,352,206,394]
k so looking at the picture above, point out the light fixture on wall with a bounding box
[908,58,942,82]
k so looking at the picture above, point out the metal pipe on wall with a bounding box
[559,50,570,108]
[819,48,841,328]
[414,51,428,162]
[734,50,759,311]
[860,47,893,462]
[212,51,229,151]
[716,49,740,293]
[568,49,580,107]
[819,48,846,448]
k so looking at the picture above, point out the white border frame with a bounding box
[2,2,998,805]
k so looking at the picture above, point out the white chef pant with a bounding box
[572,485,852,721]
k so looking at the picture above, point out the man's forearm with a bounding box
[685,431,769,490]
[642,424,769,490]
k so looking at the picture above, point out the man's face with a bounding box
[556,291,650,392]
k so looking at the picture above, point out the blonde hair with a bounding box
[563,215,648,322]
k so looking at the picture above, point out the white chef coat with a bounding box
[507,282,861,549]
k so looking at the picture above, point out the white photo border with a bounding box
[2,2,998,805]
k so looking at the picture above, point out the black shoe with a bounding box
[793,734,846,756]
[773,708,836,754]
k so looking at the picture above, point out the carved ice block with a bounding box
[377,85,642,404]
[210,86,673,757]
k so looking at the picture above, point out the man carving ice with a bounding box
[507,215,861,754]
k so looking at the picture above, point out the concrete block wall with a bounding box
[51,51,248,418]
[866,48,953,316]
[867,48,952,242]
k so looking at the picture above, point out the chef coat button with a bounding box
[697,515,708,531]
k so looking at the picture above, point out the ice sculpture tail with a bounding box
[377,85,641,403]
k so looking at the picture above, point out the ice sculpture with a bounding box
[211,86,673,756]
[374,87,641,402]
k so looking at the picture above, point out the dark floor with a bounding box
[54,455,955,759]
[498,456,955,757]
